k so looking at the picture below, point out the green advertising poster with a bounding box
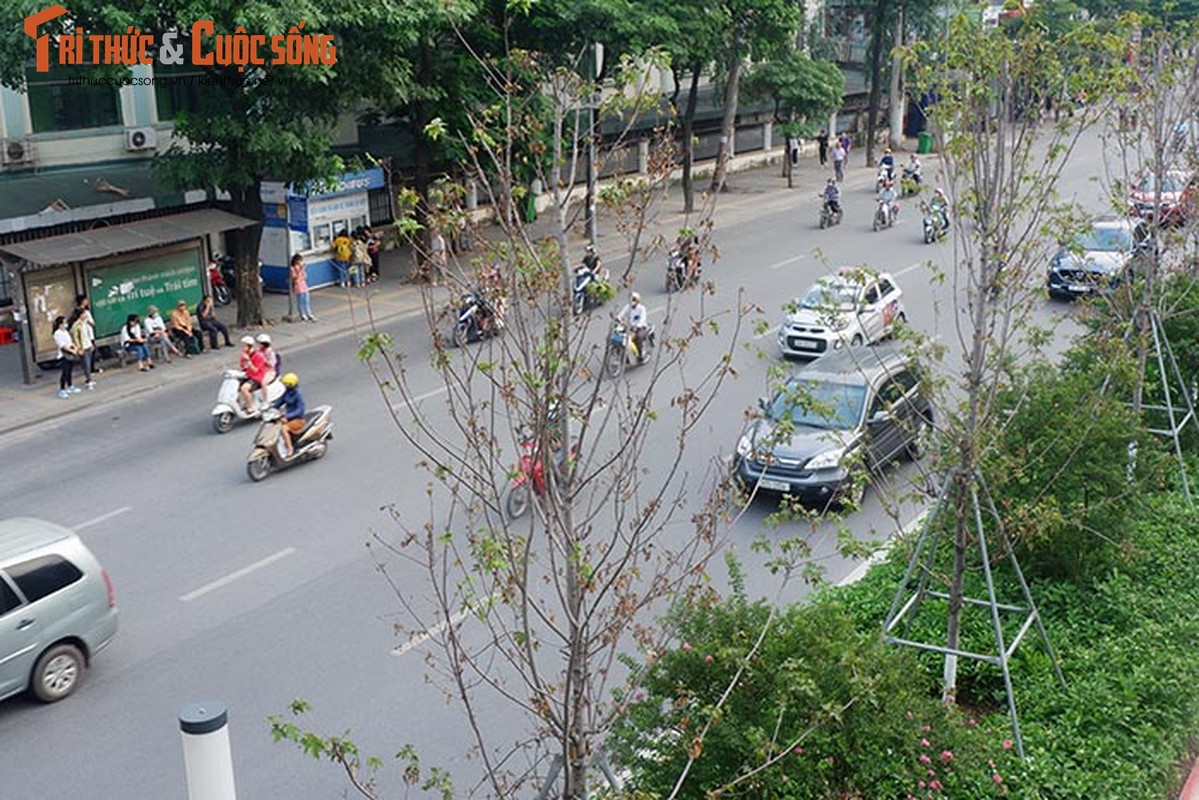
[89,248,204,339]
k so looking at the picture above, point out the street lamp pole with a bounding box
[585,43,603,247]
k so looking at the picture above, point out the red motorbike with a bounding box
[208,257,233,305]
[503,427,577,519]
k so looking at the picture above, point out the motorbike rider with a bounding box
[677,231,700,281]
[616,291,651,362]
[929,187,950,232]
[822,178,842,217]
[271,372,307,458]
[581,244,601,275]
[256,333,280,404]
[903,154,922,187]
[878,180,898,222]
[237,335,269,414]
[879,148,896,182]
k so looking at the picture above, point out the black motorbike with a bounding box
[453,290,502,346]
[665,248,701,292]
[573,266,610,314]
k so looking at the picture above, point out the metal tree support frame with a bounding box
[1141,308,1198,503]
[881,469,1067,758]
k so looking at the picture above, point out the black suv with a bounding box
[1047,217,1151,299]
[733,343,932,508]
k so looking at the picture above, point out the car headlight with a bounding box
[736,434,753,458]
[806,447,847,470]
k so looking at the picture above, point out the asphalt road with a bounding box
[0,128,1111,799]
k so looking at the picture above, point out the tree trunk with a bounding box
[230,183,265,328]
[710,38,743,194]
[414,38,434,275]
[864,0,890,167]
[682,66,701,214]
[888,5,905,150]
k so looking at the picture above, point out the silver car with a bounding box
[0,518,119,703]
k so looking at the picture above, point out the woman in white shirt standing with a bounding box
[52,315,79,399]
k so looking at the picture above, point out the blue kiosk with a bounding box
[259,168,385,292]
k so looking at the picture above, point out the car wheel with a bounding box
[851,334,864,347]
[831,474,866,513]
[31,643,84,703]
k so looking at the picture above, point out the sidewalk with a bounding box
[0,141,871,437]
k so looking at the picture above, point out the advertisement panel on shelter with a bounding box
[89,247,204,339]
[25,266,75,362]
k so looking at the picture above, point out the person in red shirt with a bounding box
[237,335,269,413]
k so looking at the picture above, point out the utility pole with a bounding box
[585,43,603,247]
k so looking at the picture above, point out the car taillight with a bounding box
[102,568,116,609]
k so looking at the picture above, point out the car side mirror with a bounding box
[869,409,891,425]
[758,397,768,412]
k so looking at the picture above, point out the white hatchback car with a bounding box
[777,268,906,359]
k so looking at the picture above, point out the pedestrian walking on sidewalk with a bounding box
[53,315,80,398]
[290,253,315,321]
[69,294,96,389]
[429,229,448,285]
[832,140,846,182]
[838,131,852,161]
[817,129,829,166]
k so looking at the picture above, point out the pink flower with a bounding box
[793,746,804,755]
[940,750,954,763]
[920,738,931,748]
[704,654,713,663]
[922,724,932,733]
[919,754,931,764]
[906,710,914,719]
[927,768,936,777]
[827,756,835,765]
[966,717,977,727]
[1001,739,1013,751]
[633,690,645,701]
[918,781,926,790]
[682,642,692,652]
[929,780,942,790]
[993,773,1004,785]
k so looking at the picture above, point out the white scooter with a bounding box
[211,370,284,433]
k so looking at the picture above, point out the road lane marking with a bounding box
[837,508,930,587]
[754,324,780,340]
[73,506,132,531]
[392,605,476,657]
[895,261,927,278]
[767,254,807,270]
[179,547,297,602]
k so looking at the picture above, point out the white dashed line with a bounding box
[179,547,297,602]
[73,506,132,531]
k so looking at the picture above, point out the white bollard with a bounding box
[180,701,237,800]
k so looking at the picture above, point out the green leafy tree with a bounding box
[743,50,844,187]
[0,0,417,326]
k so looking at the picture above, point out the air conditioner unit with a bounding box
[2,138,34,166]
[125,127,157,152]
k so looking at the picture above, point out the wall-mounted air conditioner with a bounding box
[125,127,158,152]
[2,138,34,166]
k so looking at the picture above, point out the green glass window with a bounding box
[26,64,120,132]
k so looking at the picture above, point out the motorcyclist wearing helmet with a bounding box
[930,187,950,232]
[237,335,268,413]
[823,178,842,216]
[256,332,280,404]
[616,291,651,362]
[581,244,601,275]
[878,179,898,220]
[271,372,307,458]
[879,148,895,182]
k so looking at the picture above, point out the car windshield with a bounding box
[1136,174,1186,194]
[799,281,858,311]
[767,379,867,430]
[1074,227,1131,253]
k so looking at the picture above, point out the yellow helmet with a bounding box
[281,372,299,387]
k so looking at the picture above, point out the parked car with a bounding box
[1128,169,1196,226]
[777,267,906,359]
[733,343,932,509]
[1047,216,1151,299]
[0,518,118,703]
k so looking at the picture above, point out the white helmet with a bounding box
[240,335,255,347]
[256,333,272,345]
